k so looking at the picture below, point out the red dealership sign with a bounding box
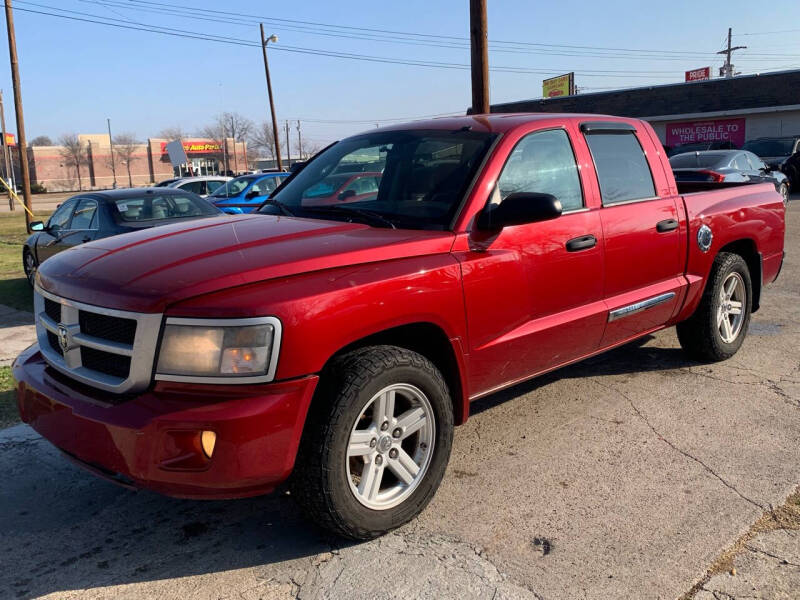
[666,118,746,147]
[160,140,222,155]
[685,67,711,82]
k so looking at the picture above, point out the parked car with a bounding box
[163,176,231,198]
[208,172,290,213]
[300,172,382,206]
[154,177,180,187]
[666,140,738,157]
[14,114,785,540]
[670,150,790,203]
[742,136,800,192]
[22,188,223,286]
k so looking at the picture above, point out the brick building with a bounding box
[28,134,248,192]
[483,68,800,151]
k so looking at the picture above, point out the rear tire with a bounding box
[778,182,789,205]
[291,345,454,540]
[677,252,752,361]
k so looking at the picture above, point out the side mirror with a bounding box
[476,192,562,230]
[30,221,44,231]
[338,189,356,201]
[245,190,259,199]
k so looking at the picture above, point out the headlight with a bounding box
[155,317,282,383]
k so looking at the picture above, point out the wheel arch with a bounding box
[318,322,469,426]
[718,238,762,312]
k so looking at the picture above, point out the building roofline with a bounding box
[490,68,800,111]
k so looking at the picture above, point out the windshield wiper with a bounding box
[301,205,396,229]
[260,198,296,216]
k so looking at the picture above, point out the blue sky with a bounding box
[1,0,798,147]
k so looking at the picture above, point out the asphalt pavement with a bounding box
[1,198,798,599]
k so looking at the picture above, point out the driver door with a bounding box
[35,198,78,263]
[456,127,607,396]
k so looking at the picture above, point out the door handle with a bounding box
[81,236,91,243]
[565,234,597,252]
[656,219,679,233]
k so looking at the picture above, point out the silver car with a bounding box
[162,176,232,198]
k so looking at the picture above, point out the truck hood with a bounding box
[37,214,454,312]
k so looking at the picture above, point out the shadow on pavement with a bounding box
[0,334,699,598]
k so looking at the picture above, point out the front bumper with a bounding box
[13,344,319,499]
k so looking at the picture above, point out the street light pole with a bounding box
[260,24,283,171]
[4,0,32,230]
[107,118,117,188]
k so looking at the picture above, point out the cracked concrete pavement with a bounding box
[1,200,799,599]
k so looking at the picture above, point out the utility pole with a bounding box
[717,27,746,78]
[260,24,283,171]
[469,0,489,114]
[0,90,12,209]
[285,120,291,167]
[4,0,32,230]
[296,120,302,160]
[107,118,117,188]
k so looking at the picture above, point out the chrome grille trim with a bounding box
[34,286,163,394]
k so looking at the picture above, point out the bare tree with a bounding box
[249,121,279,160]
[201,112,254,173]
[158,126,187,141]
[30,135,53,146]
[113,133,140,188]
[58,133,88,191]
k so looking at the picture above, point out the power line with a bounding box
[11,3,692,77]
[69,0,800,62]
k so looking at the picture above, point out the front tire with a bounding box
[292,345,454,540]
[677,252,752,361]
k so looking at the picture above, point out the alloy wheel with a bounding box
[346,383,435,510]
[717,272,746,343]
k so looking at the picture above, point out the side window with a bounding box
[47,199,77,232]
[497,129,583,211]
[344,176,380,195]
[206,180,224,194]
[179,181,205,195]
[745,153,765,171]
[731,154,750,171]
[584,132,656,205]
[70,199,99,230]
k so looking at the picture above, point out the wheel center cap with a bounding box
[377,435,393,453]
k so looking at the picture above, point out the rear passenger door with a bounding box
[580,122,684,347]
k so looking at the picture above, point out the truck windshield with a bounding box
[742,139,795,157]
[261,129,497,230]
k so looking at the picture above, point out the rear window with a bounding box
[114,194,217,222]
[669,152,731,169]
[584,132,656,205]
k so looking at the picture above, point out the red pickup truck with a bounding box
[13,114,785,540]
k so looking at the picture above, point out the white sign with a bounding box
[165,140,189,168]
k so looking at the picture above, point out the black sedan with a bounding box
[669,150,790,203]
[23,188,223,286]
[742,136,800,192]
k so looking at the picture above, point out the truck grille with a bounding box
[80,347,132,379]
[78,311,137,345]
[34,287,163,394]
